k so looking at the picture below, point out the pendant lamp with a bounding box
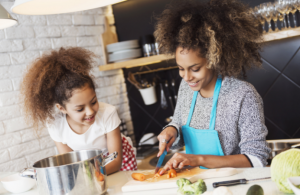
[11,0,126,15]
[0,4,17,29]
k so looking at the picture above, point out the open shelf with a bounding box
[263,26,300,42]
[99,27,300,71]
[98,54,174,71]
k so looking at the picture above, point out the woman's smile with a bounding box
[187,80,200,87]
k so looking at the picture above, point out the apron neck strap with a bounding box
[186,76,223,128]
[186,91,198,126]
[208,76,222,130]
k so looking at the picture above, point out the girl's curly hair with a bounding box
[154,0,263,78]
[20,47,96,131]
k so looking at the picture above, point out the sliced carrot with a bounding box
[158,168,166,176]
[95,171,104,181]
[131,173,146,181]
[153,173,161,178]
[167,169,177,179]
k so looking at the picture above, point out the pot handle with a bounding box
[102,151,118,167]
[19,168,36,179]
[291,143,300,148]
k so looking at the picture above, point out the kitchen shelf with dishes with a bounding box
[99,27,300,72]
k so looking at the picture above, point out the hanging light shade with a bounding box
[11,0,126,15]
[0,4,17,29]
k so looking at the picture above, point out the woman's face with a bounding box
[57,83,99,127]
[176,47,215,91]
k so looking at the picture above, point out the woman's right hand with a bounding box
[157,126,178,157]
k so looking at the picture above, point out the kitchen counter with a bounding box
[0,168,290,195]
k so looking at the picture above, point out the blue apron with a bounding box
[182,77,224,169]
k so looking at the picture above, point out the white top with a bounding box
[47,102,121,151]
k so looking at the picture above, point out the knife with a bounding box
[154,149,168,174]
[213,177,271,188]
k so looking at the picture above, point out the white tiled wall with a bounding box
[0,2,134,172]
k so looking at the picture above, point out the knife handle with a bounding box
[213,179,247,188]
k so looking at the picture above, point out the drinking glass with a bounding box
[260,2,274,32]
[294,0,300,27]
[253,6,267,33]
[283,0,293,28]
[289,0,298,27]
[275,0,288,29]
[270,4,280,31]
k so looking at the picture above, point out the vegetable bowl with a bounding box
[287,177,300,195]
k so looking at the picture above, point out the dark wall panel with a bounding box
[113,0,271,42]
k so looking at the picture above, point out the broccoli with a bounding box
[176,178,207,195]
[177,178,192,194]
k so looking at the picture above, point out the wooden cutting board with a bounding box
[121,168,237,192]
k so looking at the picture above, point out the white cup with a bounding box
[139,86,157,105]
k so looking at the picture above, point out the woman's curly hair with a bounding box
[20,47,96,132]
[154,0,263,78]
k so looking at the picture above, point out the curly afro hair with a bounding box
[154,0,263,78]
[20,47,96,131]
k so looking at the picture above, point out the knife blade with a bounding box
[154,150,168,174]
[212,177,271,188]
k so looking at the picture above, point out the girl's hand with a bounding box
[106,127,122,175]
[157,126,178,157]
[159,153,200,175]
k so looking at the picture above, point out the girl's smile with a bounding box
[84,115,95,122]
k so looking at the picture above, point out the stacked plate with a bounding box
[107,40,142,63]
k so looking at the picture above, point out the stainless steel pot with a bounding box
[20,150,117,195]
[268,142,300,159]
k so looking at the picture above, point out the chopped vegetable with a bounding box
[167,169,177,179]
[246,185,264,195]
[95,171,104,182]
[154,173,161,179]
[158,168,164,175]
[131,173,146,181]
[296,184,300,189]
[271,149,300,193]
[177,178,207,195]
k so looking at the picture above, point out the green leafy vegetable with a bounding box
[176,178,207,195]
[271,149,300,193]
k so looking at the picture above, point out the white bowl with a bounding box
[0,173,36,193]
[287,176,300,195]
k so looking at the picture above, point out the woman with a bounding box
[154,0,271,174]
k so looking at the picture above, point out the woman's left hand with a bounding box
[159,153,200,175]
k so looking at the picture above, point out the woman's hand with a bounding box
[159,153,200,175]
[157,126,178,157]
[159,154,252,175]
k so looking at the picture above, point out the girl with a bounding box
[21,47,137,174]
[154,0,271,174]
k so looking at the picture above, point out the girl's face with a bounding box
[176,47,215,91]
[57,83,99,127]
